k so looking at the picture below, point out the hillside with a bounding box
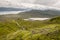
[2,10,60,19]
[0,15,60,40]
[18,10,60,18]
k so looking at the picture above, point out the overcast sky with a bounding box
[0,0,60,8]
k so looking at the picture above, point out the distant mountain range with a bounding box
[0,9,60,19]
[18,10,60,18]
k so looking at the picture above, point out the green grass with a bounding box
[0,16,60,40]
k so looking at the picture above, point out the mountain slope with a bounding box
[1,9,60,19]
[0,15,60,40]
[18,10,60,18]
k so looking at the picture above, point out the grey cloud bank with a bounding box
[0,0,60,10]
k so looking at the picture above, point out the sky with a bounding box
[0,0,60,8]
[0,0,60,14]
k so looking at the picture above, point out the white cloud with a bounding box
[0,0,60,9]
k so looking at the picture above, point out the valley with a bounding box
[0,10,60,40]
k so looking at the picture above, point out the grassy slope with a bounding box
[0,16,60,40]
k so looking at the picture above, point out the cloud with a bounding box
[0,0,60,8]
